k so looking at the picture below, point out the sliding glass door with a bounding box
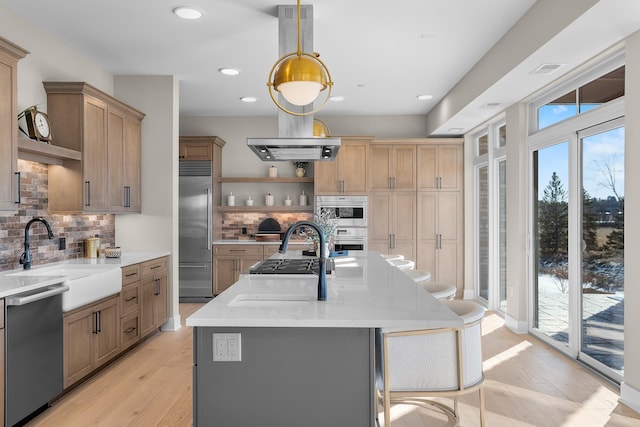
[530,119,624,382]
[579,123,624,379]
[533,141,570,347]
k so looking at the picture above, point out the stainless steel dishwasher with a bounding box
[5,283,68,426]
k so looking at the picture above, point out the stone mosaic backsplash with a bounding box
[0,160,115,272]
[220,212,313,240]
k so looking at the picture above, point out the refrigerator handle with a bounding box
[206,188,212,250]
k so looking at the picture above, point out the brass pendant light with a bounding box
[267,0,333,116]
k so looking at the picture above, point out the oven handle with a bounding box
[6,284,69,306]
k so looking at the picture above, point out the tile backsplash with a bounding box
[220,212,313,239]
[0,160,115,272]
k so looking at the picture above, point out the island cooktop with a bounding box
[249,258,333,275]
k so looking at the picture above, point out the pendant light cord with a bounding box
[296,0,302,56]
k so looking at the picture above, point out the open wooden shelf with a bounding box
[217,205,313,213]
[18,137,81,165]
[219,177,313,183]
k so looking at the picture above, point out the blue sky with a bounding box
[536,110,624,201]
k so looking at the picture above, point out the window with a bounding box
[534,64,625,131]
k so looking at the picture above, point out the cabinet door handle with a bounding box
[93,311,102,334]
[392,234,396,249]
[125,272,138,278]
[438,177,443,189]
[85,181,91,207]
[14,171,21,204]
[124,326,137,334]
[206,188,212,250]
[392,177,396,189]
[388,177,392,189]
[150,265,162,270]
[125,295,137,302]
[124,186,131,208]
[154,278,161,296]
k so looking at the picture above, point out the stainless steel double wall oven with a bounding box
[316,195,367,252]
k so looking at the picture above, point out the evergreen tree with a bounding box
[538,172,568,261]
[582,188,599,251]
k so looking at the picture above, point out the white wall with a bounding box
[620,29,640,413]
[114,76,180,330]
[0,6,112,114]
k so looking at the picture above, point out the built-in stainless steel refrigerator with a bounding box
[179,161,213,300]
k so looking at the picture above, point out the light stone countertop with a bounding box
[187,251,462,329]
[0,251,169,299]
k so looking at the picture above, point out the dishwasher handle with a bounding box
[5,284,69,306]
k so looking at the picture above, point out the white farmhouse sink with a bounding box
[7,264,122,311]
[228,293,313,308]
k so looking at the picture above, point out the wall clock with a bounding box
[24,106,52,143]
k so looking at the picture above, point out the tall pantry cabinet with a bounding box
[368,138,464,292]
[416,141,464,289]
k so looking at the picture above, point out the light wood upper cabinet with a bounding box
[0,37,28,211]
[369,143,416,191]
[179,140,213,161]
[107,107,142,212]
[416,141,463,191]
[315,137,370,195]
[44,82,145,214]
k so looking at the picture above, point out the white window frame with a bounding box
[472,118,507,312]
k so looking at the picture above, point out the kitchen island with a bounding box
[187,251,462,426]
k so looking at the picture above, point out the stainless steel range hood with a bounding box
[247,4,340,162]
[248,137,340,161]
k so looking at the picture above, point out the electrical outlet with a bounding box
[58,237,66,250]
[212,333,241,362]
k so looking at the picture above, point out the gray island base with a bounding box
[187,251,462,426]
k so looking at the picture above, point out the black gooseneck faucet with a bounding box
[19,217,55,270]
[278,221,327,301]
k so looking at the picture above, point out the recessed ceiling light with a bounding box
[219,68,240,76]
[329,96,344,102]
[240,97,257,103]
[173,7,203,20]
[417,94,433,101]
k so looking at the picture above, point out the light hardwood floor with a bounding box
[27,305,640,427]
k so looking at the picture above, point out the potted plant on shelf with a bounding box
[292,161,309,177]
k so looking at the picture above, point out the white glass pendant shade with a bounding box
[277,81,324,106]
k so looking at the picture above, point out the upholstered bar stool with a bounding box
[382,254,404,261]
[388,258,415,270]
[402,269,431,283]
[422,282,456,300]
[376,300,486,426]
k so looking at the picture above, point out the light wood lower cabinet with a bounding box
[140,257,169,338]
[120,264,141,351]
[1,299,4,424]
[63,257,168,389]
[213,245,263,295]
[368,192,416,261]
[63,295,120,389]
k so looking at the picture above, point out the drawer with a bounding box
[120,282,140,317]
[122,265,141,285]
[141,257,168,277]
[120,312,140,351]
[214,245,263,256]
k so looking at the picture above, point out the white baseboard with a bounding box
[620,382,640,415]
[505,313,528,334]
[161,314,182,332]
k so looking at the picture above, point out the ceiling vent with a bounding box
[530,63,565,75]
[480,102,502,109]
